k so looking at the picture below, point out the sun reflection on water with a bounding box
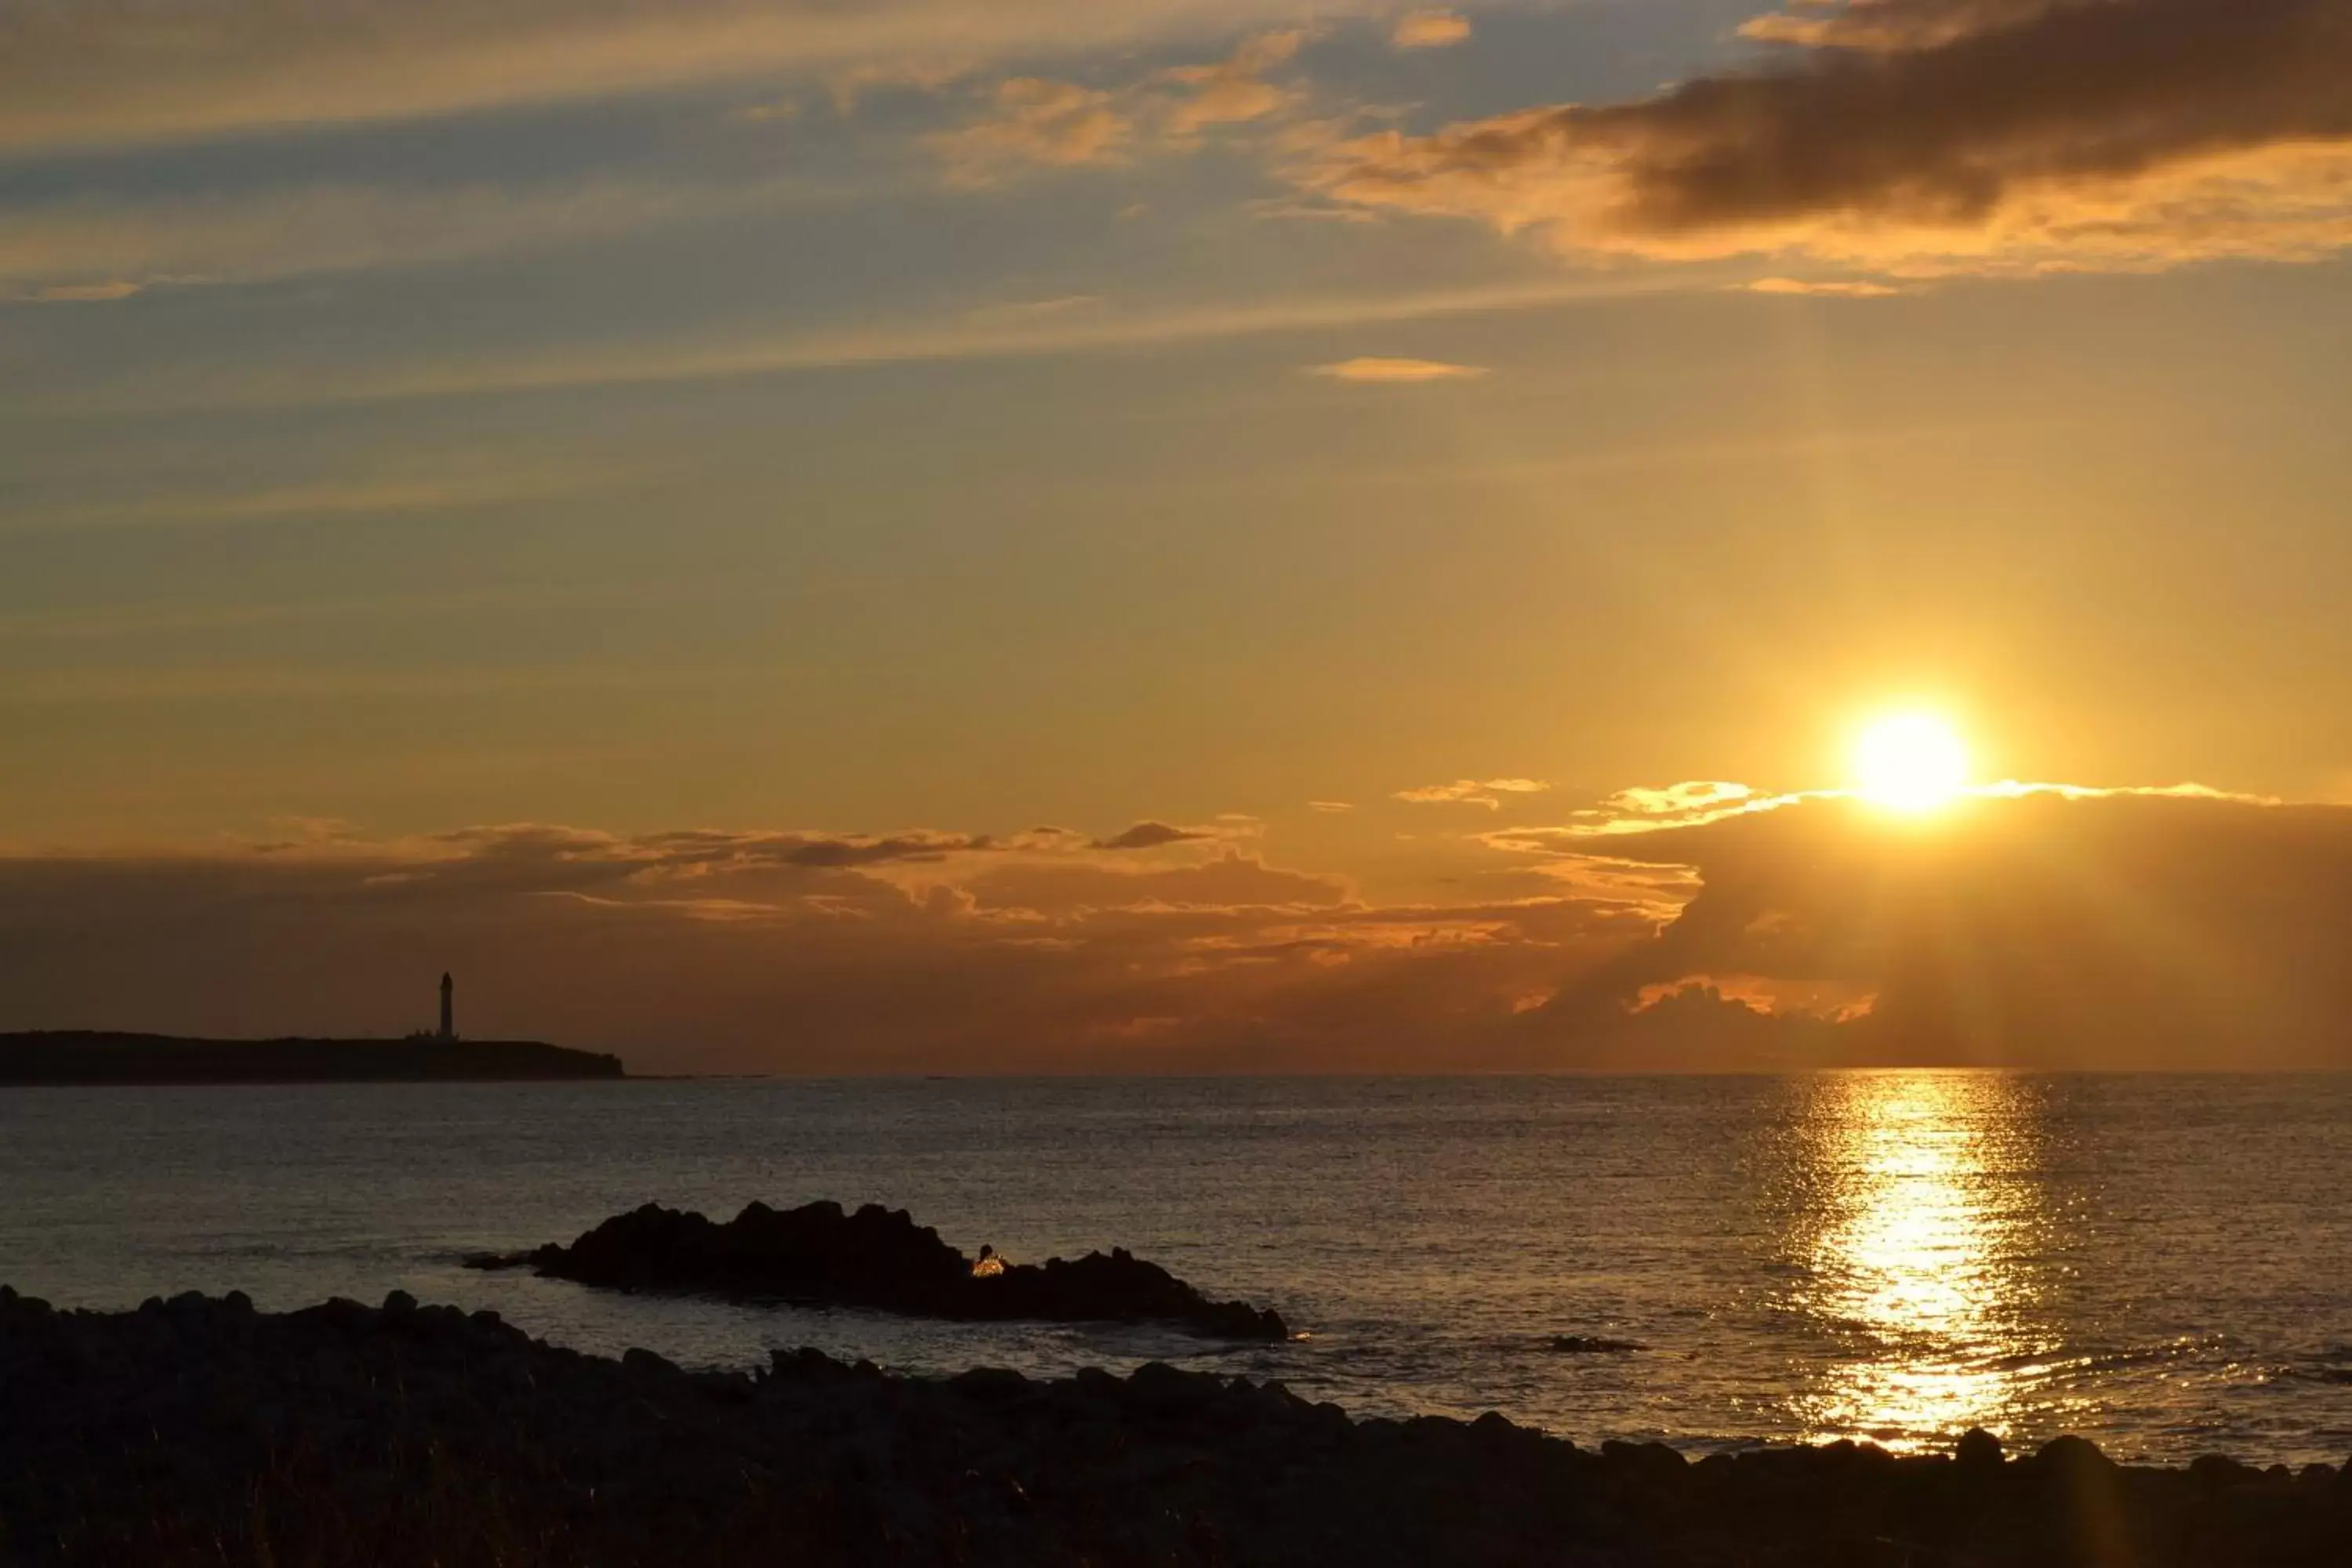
[1778,1072,2060,1452]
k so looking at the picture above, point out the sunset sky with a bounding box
[5,0,2350,1070]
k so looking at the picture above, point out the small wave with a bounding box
[1984,1335,2227,1379]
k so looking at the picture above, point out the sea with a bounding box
[3,1073,2349,1468]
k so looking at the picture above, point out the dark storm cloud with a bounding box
[1311,0,2352,274]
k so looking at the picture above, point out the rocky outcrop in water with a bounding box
[5,1286,2349,1567]
[466,1200,1288,1341]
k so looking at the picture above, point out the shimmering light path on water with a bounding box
[3,1074,2348,1465]
[1772,1073,2066,1449]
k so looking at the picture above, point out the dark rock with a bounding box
[2191,1454,2261,1491]
[952,1367,1037,1403]
[477,1200,1287,1341]
[1955,1428,2005,1469]
[459,1249,529,1271]
[3,1289,2346,1567]
[1601,1439,1689,1476]
[2034,1434,2114,1478]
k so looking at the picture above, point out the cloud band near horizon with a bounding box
[8,787,2352,1073]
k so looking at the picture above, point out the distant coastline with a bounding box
[0,1031,626,1086]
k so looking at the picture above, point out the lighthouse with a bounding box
[439,972,456,1042]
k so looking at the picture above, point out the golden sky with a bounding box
[4,0,2350,1069]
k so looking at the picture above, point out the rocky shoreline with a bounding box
[6,1287,2350,1566]
[466,1200,1289,1341]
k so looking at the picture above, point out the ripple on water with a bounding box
[2,1073,2350,1465]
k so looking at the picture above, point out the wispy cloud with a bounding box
[1394,778,1552,810]
[0,179,794,302]
[50,271,1693,415]
[28,280,144,303]
[1309,355,1486,383]
[0,463,626,539]
[826,56,977,114]
[0,0,1386,154]
[1391,9,1472,49]
[0,663,766,709]
[1740,278,1907,299]
[1160,29,1308,137]
[933,78,1134,182]
[935,29,1307,181]
[1737,0,2076,53]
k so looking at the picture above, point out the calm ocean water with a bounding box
[3,1073,2349,1466]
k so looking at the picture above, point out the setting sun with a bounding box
[1852,713,1972,815]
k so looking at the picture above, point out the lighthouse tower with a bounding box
[438,973,456,1042]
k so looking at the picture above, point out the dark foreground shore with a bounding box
[4,1288,2347,1567]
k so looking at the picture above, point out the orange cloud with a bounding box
[937,30,1305,180]
[0,821,1656,1073]
[13,789,2352,1072]
[31,279,143,303]
[1740,278,1907,299]
[1635,974,1879,1024]
[1737,0,2082,53]
[1393,777,1552,809]
[1531,790,2352,1068]
[1305,0,2352,278]
[1603,781,1755,819]
[1160,30,1307,137]
[1310,356,1488,383]
[933,78,1132,181]
[1392,10,1472,50]
[0,2,1358,154]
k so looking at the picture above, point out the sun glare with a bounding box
[1852,713,1971,815]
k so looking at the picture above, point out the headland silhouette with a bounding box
[0,974,623,1084]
